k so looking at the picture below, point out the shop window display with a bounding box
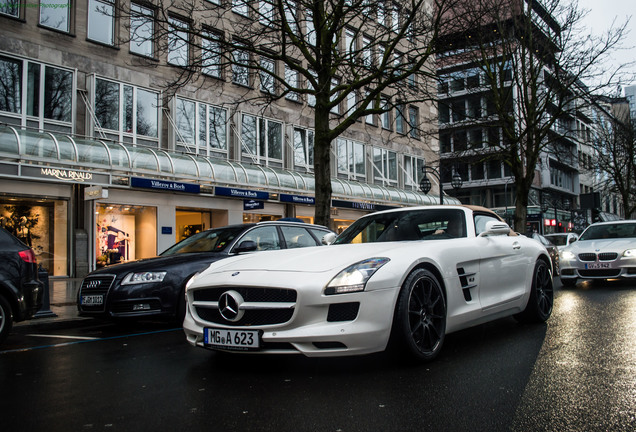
[95,204,156,267]
[0,199,68,276]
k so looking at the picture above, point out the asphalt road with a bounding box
[1,280,634,432]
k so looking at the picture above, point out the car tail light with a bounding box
[19,249,37,263]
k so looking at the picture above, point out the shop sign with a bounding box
[280,194,315,205]
[84,185,109,200]
[331,199,398,212]
[215,186,269,200]
[244,200,265,210]
[131,177,200,193]
[21,165,110,185]
[161,227,173,235]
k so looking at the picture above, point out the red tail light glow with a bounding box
[18,249,37,263]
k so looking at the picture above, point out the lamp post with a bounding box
[419,165,463,204]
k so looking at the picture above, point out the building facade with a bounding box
[0,0,445,277]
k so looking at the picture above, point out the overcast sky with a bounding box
[575,0,635,91]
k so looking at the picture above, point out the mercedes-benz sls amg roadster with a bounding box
[183,206,554,362]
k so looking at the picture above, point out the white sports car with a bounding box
[183,206,553,362]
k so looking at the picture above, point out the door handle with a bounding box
[512,242,521,250]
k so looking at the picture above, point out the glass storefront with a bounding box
[95,203,156,267]
[176,209,211,242]
[0,197,68,276]
[243,212,283,223]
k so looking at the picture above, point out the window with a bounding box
[202,31,222,78]
[232,44,250,86]
[241,114,283,166]
[390,3,400,32]
[40,0,70,32]
[0,0,19,17]
[260,57,275,93]
[175,97,227,156]
[94,77,159,144]
[168,17,189,66]
[330,78,340,114]
[260,0,274,26]
[373,147,397,186]
[404,155,425,190]
[0,56,74,131]
[285,65,299,101]
[365,91,374,125]
[337,138,365,180]
[346,91,357,115]
[362,35,373,67]
[305,9,316,46]
[232,0,249,16]
[284,0,297,34]
[293,127,314,171]
[408,106,419,138]
[281,226,317,248]
[307,70,316,107]
[130,4,154,57]
[88,0,115,45]
[487,160,502,179]
[237,226,281,251]
[381,98,391,129]
[376,2,385,26]
[395,104,405,134]
[345,28,357,60]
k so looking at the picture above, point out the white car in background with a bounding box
[183,206,554,362]
[559,220,636,287]
[544,233,579,251]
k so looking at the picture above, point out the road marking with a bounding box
[0,328,181,355]
[25,334,98,340]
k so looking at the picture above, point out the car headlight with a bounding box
[325,258,390,295]
[560,251,576,260]
[121,271,167,285]
[623,249,636,257]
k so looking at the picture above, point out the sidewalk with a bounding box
[16,277,90,327]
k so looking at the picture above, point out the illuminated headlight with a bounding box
[325,258,390,295]
[560,251,576,260]
[121,271,167,285]
[623,249,636,257]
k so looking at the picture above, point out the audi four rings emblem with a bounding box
[87,280,101,289]
[218,290,245,322]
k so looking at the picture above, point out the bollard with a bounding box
[34,265,57,318]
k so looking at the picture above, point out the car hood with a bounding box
[200,242,407,275]
[89,252,228,276]
[567,239,635,253]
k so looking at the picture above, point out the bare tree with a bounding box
[112,0,462,227]
[589,100,636,218]
[437,0,631,231]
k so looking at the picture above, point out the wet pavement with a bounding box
[16,277,88,327]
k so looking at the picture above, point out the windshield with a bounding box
[334,209,467,244]
[545,235,567,246]
[579,223,636,241]
[160,225,247,255]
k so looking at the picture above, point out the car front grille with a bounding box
[578,269,621,278]
[78,275,115,312]
[193,286,297,327]
[578,252,618,262]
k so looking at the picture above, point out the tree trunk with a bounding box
[513,180,529,233]
[313,105,333,228]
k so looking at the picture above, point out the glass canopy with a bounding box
[0,125,454,206]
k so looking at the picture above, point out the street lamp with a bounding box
[419,165,463,204]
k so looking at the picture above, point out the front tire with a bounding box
[516,260,553,323]
[0,294,14,345]
[391,268,446,362]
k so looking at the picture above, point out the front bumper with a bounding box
[560,257,636,280]
[183,286,400,357]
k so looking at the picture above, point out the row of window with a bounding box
[0,52,427,190]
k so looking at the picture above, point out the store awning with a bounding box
[0,125,455,207]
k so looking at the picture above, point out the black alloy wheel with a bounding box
[516,259,554,323]
[393,268,446,362]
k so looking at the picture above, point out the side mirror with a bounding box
[322,232,337,245]
[479,220,511,237]
[567,234,578,244]
[233,240,257,253]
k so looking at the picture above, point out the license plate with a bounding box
[585,262,611,269]
[204,328,260,350]
[80,295,104,305]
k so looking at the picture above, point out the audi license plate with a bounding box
[80,295,104,305]
[585,262,610,269]
[204,328,260,350]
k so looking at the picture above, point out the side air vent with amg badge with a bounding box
[457,267,477,302]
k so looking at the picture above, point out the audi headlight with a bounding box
[623,249,636,258]
[325,258,390,295]
[560,251,576,261]
[121,271,167,285]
